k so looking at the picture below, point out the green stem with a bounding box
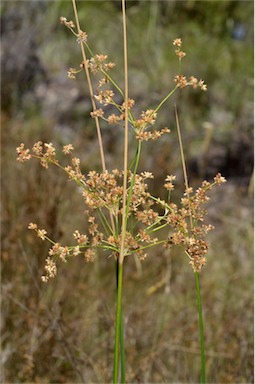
[195,271,206,384]
[113,90,141,384]
[119,297,126,384]
[97,208,113,236]
[125,140,142,227]
[154,85,178,114]
[131,140,142,176]
[114,260,125,383]
[115,261,126,383]
[128,144,140,172]
[102,69,125,99]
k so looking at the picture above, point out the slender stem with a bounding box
[71,0,106,173]
[154,85,178,114]
[102,69,125,99]
[119,0,129,266]
[115,261,126,384]
[125,140,142,227]
[128,144,139,172]
[174,104,193,228]
[113,2,128,383]
[119,309,126,384]
[114,261,124,383]
[195,272,206,383]
[97,208,114,236]
[132,140,142,176]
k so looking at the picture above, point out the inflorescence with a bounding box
[16,18,225,282]
[17,141,226,281]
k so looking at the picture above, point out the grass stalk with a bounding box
[115,261,126,384]
[114,1,128,382]
[114,261,124,383]
[195,271,206,383]
[119,0,129,264]
[119,309,126,384]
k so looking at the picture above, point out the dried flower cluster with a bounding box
[17,140,225,280]
[16,141,57,168]
[88,54,116,74]
[172,38,207,91]
[161,176,226,272]
[174,75,207,91]
[60,20,206,140]
[173,38,186,59]
[17,22,224,282]
[60,16,75,29]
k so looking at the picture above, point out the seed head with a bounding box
[214,173,227,185]
[76,31,87,44]
[60,16,75,29]
[16,143,31,162]
[173,38,182,47]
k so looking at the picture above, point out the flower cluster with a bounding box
[60,16,87,45]
[82,170,124,212]
[164,175,176,191]
[60,16,75,29]
[67,67,80,80]
[173,38,186,59]
[22,150,163,280]
[94,89,115,106]
[172,38,207,91]
[174,75,207,91]
[16,143,31,162]
[132,109,170,141]
[41,258,57,282]
[161,174,226,272]
[60,20,194,143]
[18,138,226,279]
[18,26,226,281]
[16,142,57,168]
[136,127,170,141]
[82,169,157,220]
[88,54,116,74]
[64,157,85,183]
[91,89,171,142]
[76,31,87,44]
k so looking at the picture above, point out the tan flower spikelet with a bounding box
[60,16,75,29]
[16,143,31,162]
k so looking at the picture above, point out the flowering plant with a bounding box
[16,2,226,382]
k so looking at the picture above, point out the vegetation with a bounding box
[1,1,253,383]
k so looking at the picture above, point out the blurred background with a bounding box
[1,0,254,383]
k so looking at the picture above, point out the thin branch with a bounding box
[71,0,106,173]
[174,104,193,228]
